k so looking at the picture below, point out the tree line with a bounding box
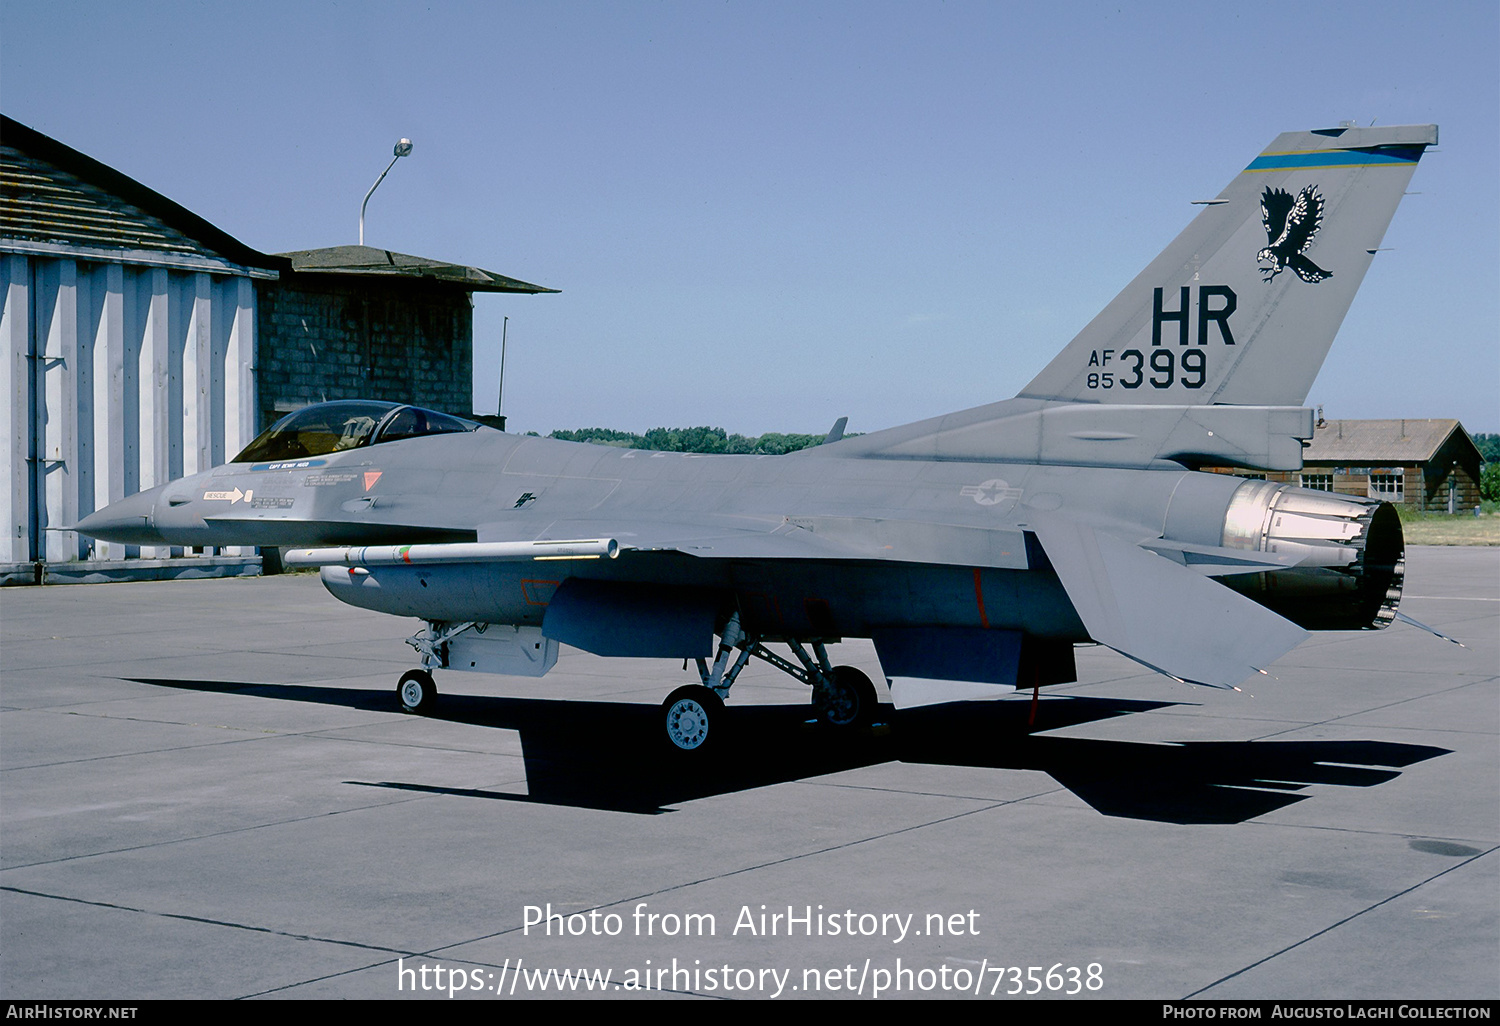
[539,425,840,455]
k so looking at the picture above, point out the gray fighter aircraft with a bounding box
[78,124,1438,755]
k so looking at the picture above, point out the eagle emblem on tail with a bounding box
[1258,185,1331,283]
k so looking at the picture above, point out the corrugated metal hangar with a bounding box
[0,115,555,584]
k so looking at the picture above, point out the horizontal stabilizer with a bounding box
[1141,538,1303,577]
[1031,518,1307,687]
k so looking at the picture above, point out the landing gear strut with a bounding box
[395,620,475,715]
[661,613,884,754]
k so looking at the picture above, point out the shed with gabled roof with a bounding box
[1206,418,1483,513]
[1299,418,1483,512]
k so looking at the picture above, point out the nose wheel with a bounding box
[398,669,437,714]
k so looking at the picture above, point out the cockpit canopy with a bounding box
[233,400,476,463]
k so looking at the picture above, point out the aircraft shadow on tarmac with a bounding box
[126,678,1450,823]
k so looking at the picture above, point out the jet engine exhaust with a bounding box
[1219,480,1404,631]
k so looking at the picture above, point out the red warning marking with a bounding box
[973,568,990,629]
[521,579,561,606]
[364,471,383,490]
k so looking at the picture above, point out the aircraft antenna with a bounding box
[497,315,509,429]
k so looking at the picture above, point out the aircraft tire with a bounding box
[817,666,877,729]
[397,669,437,714]
[661,685,724,755]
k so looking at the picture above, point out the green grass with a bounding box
[1397,507,1500,546]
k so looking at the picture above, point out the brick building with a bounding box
[257,245,554,431]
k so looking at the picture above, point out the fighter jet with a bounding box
[78,124,1437,756]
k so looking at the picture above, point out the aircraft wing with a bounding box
[1029,517,1309,688]
[478,514,1033,569]
[480,515,840,559]
[290,510,1305,690]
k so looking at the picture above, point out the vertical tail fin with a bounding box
[1020,124,1437,407]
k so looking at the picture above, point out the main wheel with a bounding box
[815,666,877,728]
[397,669,437,714]
[661,685,725,754]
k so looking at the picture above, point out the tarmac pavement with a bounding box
[1,546,1495,1000]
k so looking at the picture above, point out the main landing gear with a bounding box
[659,612,883,755]
[817,665,879,729]
[390,615,883,756]
[661,685,725,755]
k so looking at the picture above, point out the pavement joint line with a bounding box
[237,940,722,1000]
[1,884,418,960]
[239,948,722,1001]
[1252,722,1496,743]
[12,796,1044,1001]
[235,955,469,1001]
[0,711,529,771]
[1274,657,1493,675]
[0,670,397,696]
[0,791,446,871]
[407,795,1045,964]
[297,731,526,756]
[0,693,249,715]
[794,777,1073,803]
[0,719,421,771]
[0,734,304,772]
[1241,820,1498,847]
[1248,677,1500,742]
[1182,845,1500,999]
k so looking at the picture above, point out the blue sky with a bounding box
[4,0,1496,434]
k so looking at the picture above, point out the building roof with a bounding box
[277,245,559,294]
[2,116,560,296]
[1304,419,1475,464]
[0,114,288,275]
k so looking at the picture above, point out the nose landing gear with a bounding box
[397,669,437,714]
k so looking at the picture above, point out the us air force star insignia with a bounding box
[960,479,1022,510]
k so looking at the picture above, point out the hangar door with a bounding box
[0,253,258,577]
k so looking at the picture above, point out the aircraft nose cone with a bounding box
[75,485,167,544]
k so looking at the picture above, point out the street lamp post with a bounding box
[359,138,413,246]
